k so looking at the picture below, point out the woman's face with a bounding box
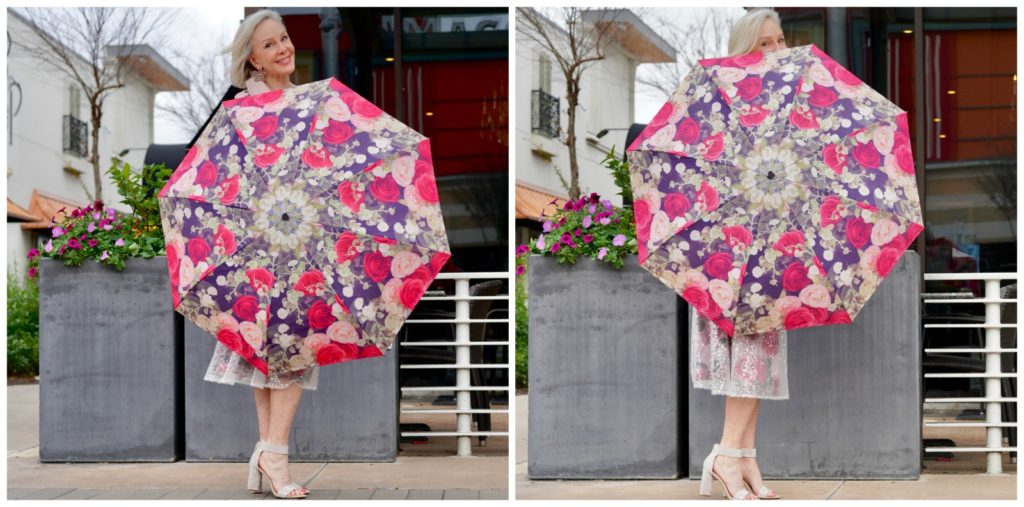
[754,18,786,53]
[248,18,295,77]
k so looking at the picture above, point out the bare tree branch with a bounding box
[637,7,742,100]
[11,7,180,204]
[516,7,626,200]
[155,45,231,134]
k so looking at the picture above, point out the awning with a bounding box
[515,180,567,221]
[7,198,38,222]
[18,190,84,230]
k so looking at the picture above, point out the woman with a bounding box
[201,9,310,499]
[696,8,787,501]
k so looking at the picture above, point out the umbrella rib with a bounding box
[159,194,254,213]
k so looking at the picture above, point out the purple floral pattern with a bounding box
[626,45,924,337]
[158,78,451,378]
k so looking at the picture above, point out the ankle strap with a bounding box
[712,443,744,458]
[258,440,289,455]
[741,447,756,457]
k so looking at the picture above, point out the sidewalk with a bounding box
[515,394,1017,500]
[7,384,508,500]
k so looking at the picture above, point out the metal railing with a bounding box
[63,114,88,158]
[531,89,559,139]
[922,272,1017,473]
[399,272,511,457]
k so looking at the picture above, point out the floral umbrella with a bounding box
[626,45,924,337]
[158,77,451,376]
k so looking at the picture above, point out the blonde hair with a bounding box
[226,9,284,88]
[727,8,782,56]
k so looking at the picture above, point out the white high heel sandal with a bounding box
[700,443,757,500]
[739,447,781,500]
[247,440,309,499]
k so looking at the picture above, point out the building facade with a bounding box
[6,9,187,274]
[514,8,673,244]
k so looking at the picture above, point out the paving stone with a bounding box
[52,489,103,500]
[479,489,509,500]
[336,489,374,500]
[194,488,245,499]
[370,488,410,500]
[442,489,480,500]
[154,489,206,500]
[300,488,341,500]
[7,488,37,500]
[227,488,268,500]
[22,488,75,500]
[406,489,444,500]
[89,489,169,500]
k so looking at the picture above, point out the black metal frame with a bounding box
[531,89,559,139]
[63,114,88,158]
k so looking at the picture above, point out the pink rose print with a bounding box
[722,51,763,68]
[702,133,725,161]
[820,196,846,227]
[369,174,401,203]
[254,144,284,168]
[808,86,838,108]
[233,295,260,322]
[904,223,925,245]
[695,181,720,212]
[322,119,354,144]
[301,145,333,169]
[722,225,752,249]
[788,105,820,130]
[167,243,180,274]
[251,114,279,140]
[773,230,806,256]
[760,333,780,356]
[317,342,358,365]
[187,237,211,263]
[218,175,240,205]
[812,255,826,276]
[683,286,712,314]
[735,76,763,101]
[784,307,818,330]
[663,193,692,220]
[782,262,812,293]
[844,217,873,249]
[703,252,734,280]
[633,199,653,242]
[308,300,337,330]
[400,278,427,309]
[894,143,915,174]
[246,267,275,294]
[359,345,384,358]
[649,101,674,128]
[715,318,734,336]
[214,224,237,256]
[342,92,382,118]
[675,117,700,144]
[250,88,284,106]
[180,145,198,169]
[739,104,771,127]
[822,144,847,175]
[294,270,325,297]
[827,309,852,324]
[363,251,393,283]
[851,142,881,169]
[195,160,218,188]
[875,246,901,276]
[337,181,365,213]
[218,328,254,359]
[334,232,362,263]
[414,171,440,203]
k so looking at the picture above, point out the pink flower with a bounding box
[663,193,691,220]
[788,106,820,130]
[301,145,333,169]
[675,117,700,144]
[822,144,847,174]
[702,133,725,161]
[844,217,873,249]
[695,181,720,212]
[819,196,846,227]
[782,262,812,293]
[722,225,753,250]
[734,76,763,101]
[852,142,881,169]
[784,307,818,330]
[369,174,401,203]
[773,230,806,256]
[808,86,838,108]
[251,114,279,140]
[739,104,771,127]
[703,252,734,280]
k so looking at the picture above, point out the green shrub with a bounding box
[514,263,529,389]
[7,264,40,376]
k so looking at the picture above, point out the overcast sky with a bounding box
[154,6,242,143]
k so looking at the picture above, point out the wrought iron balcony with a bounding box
[531,89,560,139]
[63,115,88,158]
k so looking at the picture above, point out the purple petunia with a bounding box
[87,239,99,248]
[67,238,81,250]
[598,247,608,260]
[115,238,125,247]
[52,227,65,238]
[582,234,594,244]
[515,264,525,276]
[536,235,546,251]
[582,215,593,228]
[542,220,555,232]
[613,234,626,246]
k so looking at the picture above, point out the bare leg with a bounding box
[738,399,775,496]
[253,387,270,441]
[257,383,307,497]
[714,396,760,497]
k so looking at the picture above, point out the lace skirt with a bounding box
[689,307,789,400]
[204,341,320,390]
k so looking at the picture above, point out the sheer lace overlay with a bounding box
[204,342,319,390]
[689,307,789,400]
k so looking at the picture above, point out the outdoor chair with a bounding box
[999,283,1016,460]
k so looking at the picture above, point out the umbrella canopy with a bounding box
[626,44,924,337]
[158,77,451,376]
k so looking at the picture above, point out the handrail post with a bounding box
[455,277,472,457]
[984,279,1003,474]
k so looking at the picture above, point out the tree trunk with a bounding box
[564,80,581,201]
[90,105,103,204]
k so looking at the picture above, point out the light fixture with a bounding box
[385,57,395,62]
[932,117,941,123]
[946,90,956,95]
[903,29,913,34]
[939,134,947,139]
[425,111,434,116]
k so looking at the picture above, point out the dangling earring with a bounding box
[251,67,266,82]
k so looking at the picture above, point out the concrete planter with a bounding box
[183,319,398,462]
[688,251,922,479]
[527,255,684,479]
[38,257,181,462]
